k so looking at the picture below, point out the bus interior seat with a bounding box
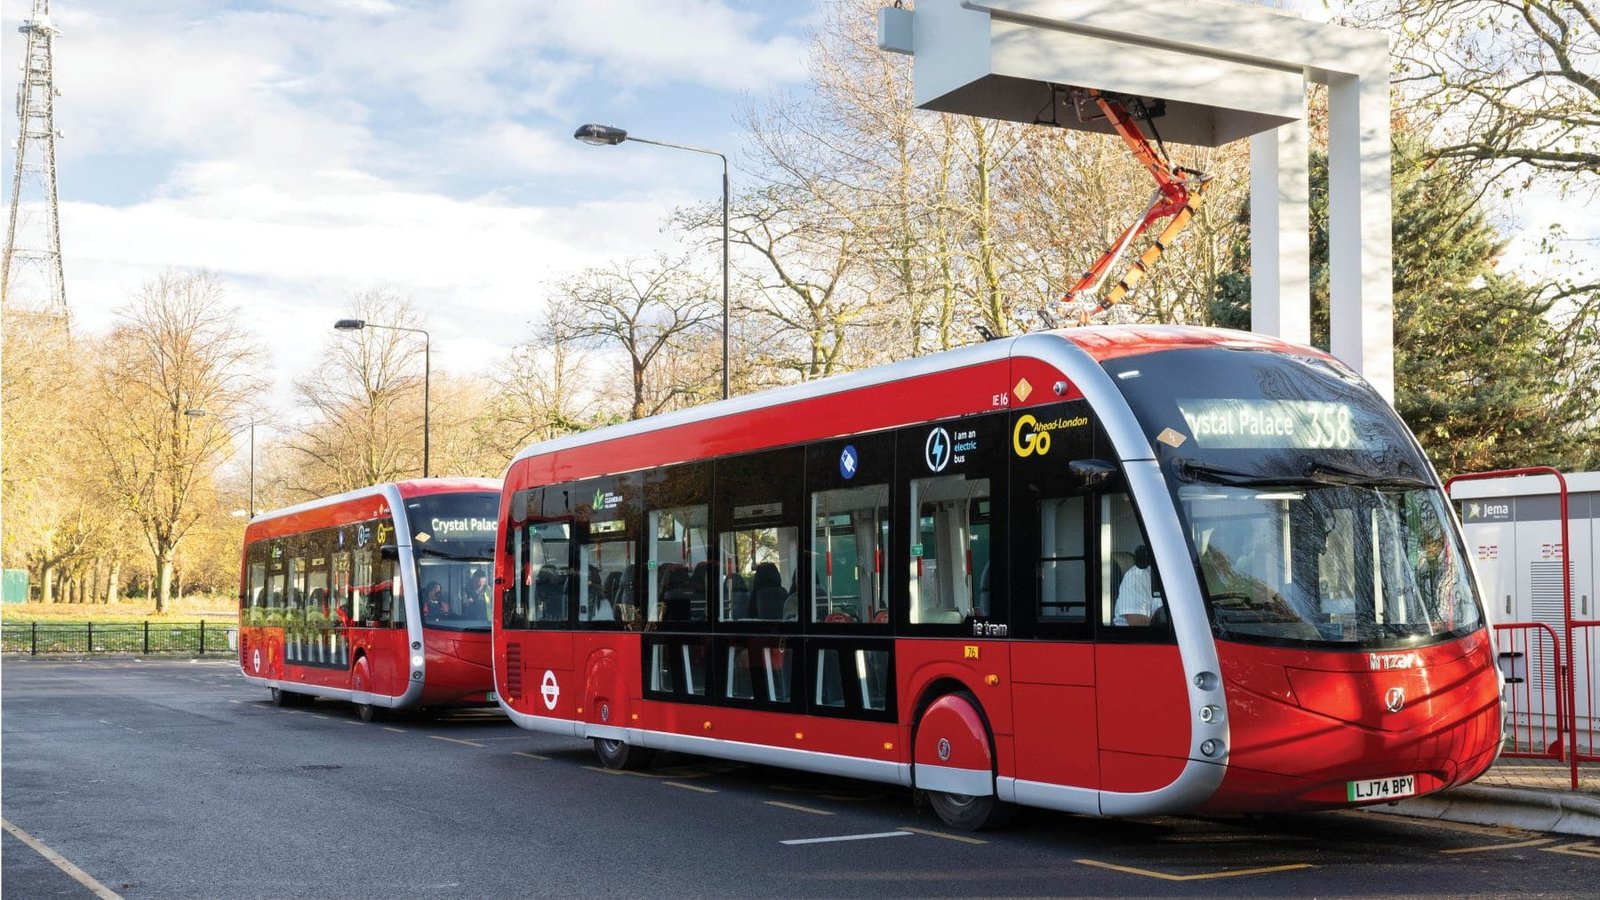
[752,562,787,620]
[661,564,694,620]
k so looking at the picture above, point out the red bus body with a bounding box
[238,479,501,716]
[493,327,1501,822]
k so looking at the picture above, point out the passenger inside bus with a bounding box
[423,581,449,621]
[460,571,489,621]
[1112,544,1158,626]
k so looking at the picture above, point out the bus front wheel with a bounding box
[593,737,655,771]
[925,788,1015,831]
[356,702,386,723]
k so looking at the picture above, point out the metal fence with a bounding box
[1,621,236,656]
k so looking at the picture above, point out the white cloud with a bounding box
[2,0,808,428]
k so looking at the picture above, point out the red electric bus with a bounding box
[239,478,501,722]
[492,326,1502,829]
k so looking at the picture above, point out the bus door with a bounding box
[1095,488,1189,793]
[1007,402,1099,789]
[505,485,577,718]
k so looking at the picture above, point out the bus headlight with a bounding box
[1200,739,1225,758]
[1200,705,1223,724]
[411,654,424,668]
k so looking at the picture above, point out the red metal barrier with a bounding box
[1493,622,1566,759]
[1575,620,1598,765]
[1449,467,1578,790]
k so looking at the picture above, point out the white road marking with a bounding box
[780,831,913,846]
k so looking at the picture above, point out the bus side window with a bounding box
[1039,496,1088,623]
[811,484,890,625]
[908,475,990,625]
[1101,492,1166,632]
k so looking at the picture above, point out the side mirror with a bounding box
[379,544,400,561]
[1070,458,1118,487]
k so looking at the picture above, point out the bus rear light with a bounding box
[1200,739,1224,758]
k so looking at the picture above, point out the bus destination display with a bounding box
[1176,399,1365,450]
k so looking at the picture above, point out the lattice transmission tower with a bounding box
[3,0,67,318]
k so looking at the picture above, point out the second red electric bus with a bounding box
[238,478,501,721]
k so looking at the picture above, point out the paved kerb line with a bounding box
[2,818,124,900]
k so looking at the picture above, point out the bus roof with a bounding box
[506,325,1331,486]
[246,478,502,537]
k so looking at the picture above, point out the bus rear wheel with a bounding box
[593,737,655,771]
[925,788,1016,831]
[356,702,386,723]
[271,687,308,707]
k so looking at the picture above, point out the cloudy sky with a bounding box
[2,0,816,416]
[4,0,1591,426]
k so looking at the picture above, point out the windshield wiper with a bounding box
[414,545,492,561]
[1302,460,1430,489]
[1175,458,1315,487]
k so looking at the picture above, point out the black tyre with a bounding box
[356,702,386,723]
[925,788,1017,831]
[593,737,655,771]
[270,687,289,706]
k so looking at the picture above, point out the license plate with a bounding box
[486,691,498,703]
[1347,774,1416,802]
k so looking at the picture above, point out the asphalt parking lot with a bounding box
[5,657,1599,898]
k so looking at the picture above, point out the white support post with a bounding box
[1250,117,1311,344]
[1327,66,1394,400]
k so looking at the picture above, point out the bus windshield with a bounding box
[1180,483,1479,646]
[1104,346,1483,649]
[405,492,498,632]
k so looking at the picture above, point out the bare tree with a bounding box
[286,290,428,497]
[1370,0,1598,186]
[557,254,719,420]
[87,271,259,612]
[492,297,610,453]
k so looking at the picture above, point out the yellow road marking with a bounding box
[664,781,718,794]
[514,751,550,761]
[899,825,988,845]
[1076,859,1314,881]
[428,735,484,748]
[382,726,406,734]
[766,801,834,816]
[1441,837,1557,854]
[1335,810,1531,840]
[2,817,124,900]
[1543,841,1600,860]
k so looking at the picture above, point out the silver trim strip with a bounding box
[998,777,1101,815]
[634,729,914,788]
[238,673,413,709]
[915,763,993,796]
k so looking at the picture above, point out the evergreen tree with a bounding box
[1217,128,1597,476]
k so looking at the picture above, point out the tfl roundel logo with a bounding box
[925,428,951,472]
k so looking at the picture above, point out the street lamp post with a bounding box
[574,123,730,401]
[185,410,262,518]
[334,318,431,478]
